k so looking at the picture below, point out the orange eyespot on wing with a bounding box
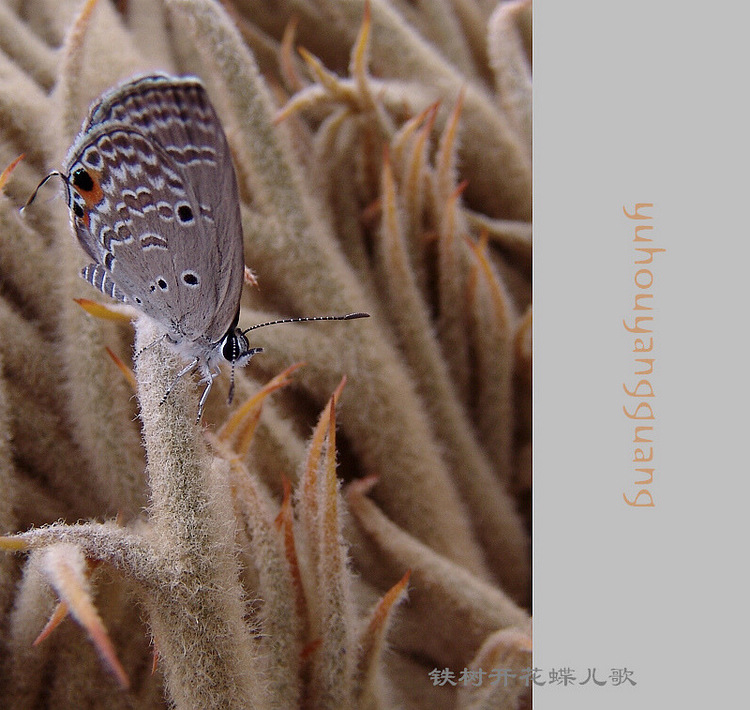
[72,167,104,207]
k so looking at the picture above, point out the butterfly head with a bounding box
[220,326,262,367]
[218,315,262,407]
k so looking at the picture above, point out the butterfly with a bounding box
[25,74,367,420]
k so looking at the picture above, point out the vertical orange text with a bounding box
[622,203,664,507]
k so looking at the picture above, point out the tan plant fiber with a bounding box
[0,0,532,708]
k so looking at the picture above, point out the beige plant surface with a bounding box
[0,0,532,708]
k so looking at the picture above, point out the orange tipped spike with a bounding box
[33,601,70,646]
[465,229,509,324]
[346,474,379,500]
[218,362,305,448]
[243,266,259,288]
[442,87,467,160]
[105,347,137,391]
[451,179,469,201]
[280,16,304,91]
[0,154,24,190]
[42,547,130,689]
[0,536,30,551]
[366,570,411,636]
[352,0,373,96]
[74,298,133,322]
[274,476,307,622]
[151,637,159,675]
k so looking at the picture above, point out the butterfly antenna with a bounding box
[242,312,369,335]
[20,171,63,215]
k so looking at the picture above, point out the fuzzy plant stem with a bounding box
[133,318,267,710]
[45,0,147,518]
[0,359,18,622]
[322,0,531,219]
[165,0,491,579]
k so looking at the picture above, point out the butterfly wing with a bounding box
[63,75,245,345]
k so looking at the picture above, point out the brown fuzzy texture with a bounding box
[0,0,532,708]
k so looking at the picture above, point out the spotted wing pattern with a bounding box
[81,263,128,303]
[63,74,245,345]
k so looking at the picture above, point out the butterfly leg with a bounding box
[133,333,168,362]
[196,378,215,424]
[161,357,200,406]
